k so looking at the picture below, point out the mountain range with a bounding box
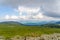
[0,21,60,28]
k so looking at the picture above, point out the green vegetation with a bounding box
[0,21,60,38]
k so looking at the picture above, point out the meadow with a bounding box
[0,23,60,38]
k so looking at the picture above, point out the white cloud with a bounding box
[1,0,60,21]
[5,15,10,19]
[32,12,55,20]
[4,6,42,20]
[18,6,40,15]
[17,6,41,20]
[4,6,60,21]
[19,16,29,20]
[10,15,19,19]
[33,13,44,19]
[5,15,19,20]
[16,6,57,20]
[18,6,40,13]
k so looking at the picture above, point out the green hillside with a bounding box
[0,21,60,38]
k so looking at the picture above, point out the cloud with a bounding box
[33,13,44,19]
[41,0,60,18]
[10,15,19,19]
[1,0,60,20]
[18,6,40,13]
[32,12,57,20]
[17,6,57,20]
[4,14,29,20]
[18,6,45,20]
[5,15,19,20]
[18,6,40,16]
[4,6,60,21]
[5,15,10,19]
[4,6,45,20]
[0,0,42,8]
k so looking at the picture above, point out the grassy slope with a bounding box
[0,23,60,37]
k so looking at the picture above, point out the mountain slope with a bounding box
[0,21,25,27]
[41,21,60,28]
[0,21,60,28]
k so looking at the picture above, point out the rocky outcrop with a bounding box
[1,33,60,40]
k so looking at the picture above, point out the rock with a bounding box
[11,35,25,40]
[40,34,50,40]
[26,37,35,40]
[0,36,5,40]
[1,33,60,40]
[26,37,40,40]
[52,33,60,40]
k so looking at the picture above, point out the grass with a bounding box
[0,23,60,38]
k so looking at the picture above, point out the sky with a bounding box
[0,0,60,22]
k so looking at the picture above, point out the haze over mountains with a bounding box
[0,20,60,27]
